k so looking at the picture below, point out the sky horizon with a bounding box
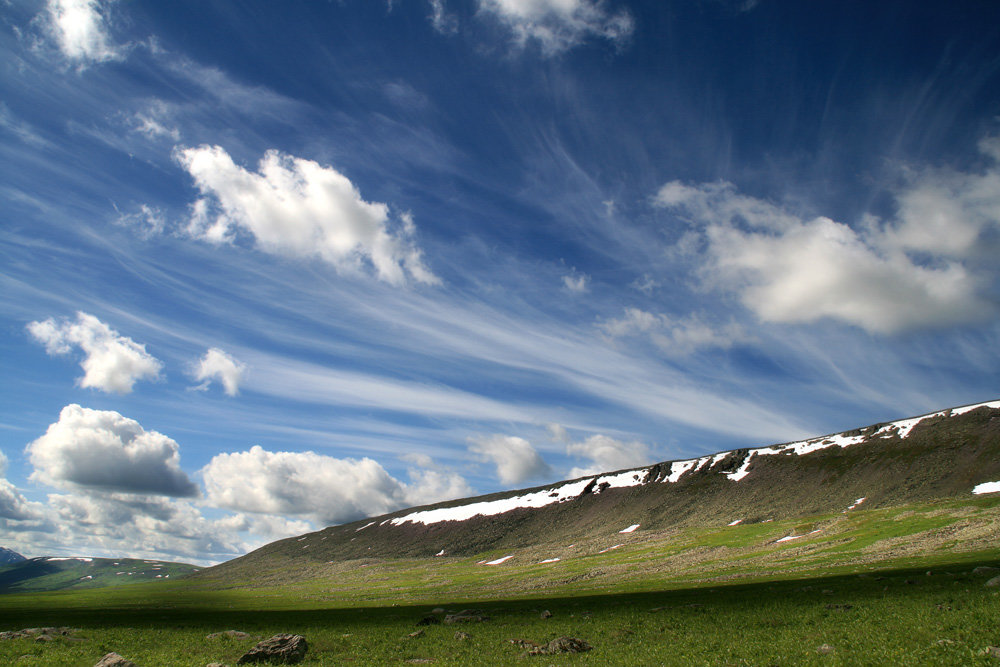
[2,0,999,566]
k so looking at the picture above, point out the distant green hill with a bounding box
[0,556,200,593]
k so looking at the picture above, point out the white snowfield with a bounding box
[47,557,93,562]
[619,524,640,534]
[386,400,999,528]
[973,481,1000,495]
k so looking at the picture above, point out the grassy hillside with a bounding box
[197,403,1000,585]
[0,497,998,665]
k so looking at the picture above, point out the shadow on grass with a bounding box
[1,556,996,633]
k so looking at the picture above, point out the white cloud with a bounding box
[40,492,255,565]
[27,312,162,394]
[566,433,651,478]
[43,0,122,63]
[600,308,748,355]
[655,140,1000,335]
[191,348,246,396]
[428,0,458,33]
[0,478,42,521]
[201,445,469,526]
[131,102,180,141]
[478,0,634,54]
[26,404,199,497]
[563,272,589,293]
[468,434,552,485]
[175,145,439,286]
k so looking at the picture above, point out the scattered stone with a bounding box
[408,630,425,639]
[94,653,137,667]
[509,639,540,650]
[821,589,834,595]
[540,610,552,619]
[206,663,230,667]
[430,608,446,615]
[972,566,1000,576]
[935,639,956,646]
[527,636,592,655]
[207,631,252,640]
[236,634,307,665]
[34,634,54,642]
[416,616,441,626]
[454,631,471,641]
[443,610,489,624]
[984,575,1000,588]
[817,644,835,655]
[986,646,1000,657]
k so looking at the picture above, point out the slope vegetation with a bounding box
[196,401,1000,587]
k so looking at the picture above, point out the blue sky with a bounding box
[2,0,999,565]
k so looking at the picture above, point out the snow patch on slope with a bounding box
[387,400,999,528]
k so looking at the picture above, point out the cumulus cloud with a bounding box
[478,0,634,54]
[600,308,748,355]
[43,0,122,63]
[468,434,552,485]
[191,348,246,396]
[201,445,469,526]
[40,492,263,564]
[655,140,1000,334]
[26,404,199,497]
[27,312,162,394]
[566,434,651,478]
[174,145,439,286]
[0,471,42,522]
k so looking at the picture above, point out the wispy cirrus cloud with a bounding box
[477,0,634,54]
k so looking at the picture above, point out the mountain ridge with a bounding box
[196,399,1000,583]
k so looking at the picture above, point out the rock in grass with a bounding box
[416,615,441,626]
[236,634,307,664]
[454,631,471,641]
[817,644,835,655]
[206,663,230,667]
[94,653,138,667]
[985,575,1000,588]
[540,610,552,619]
[972,566,1000,576]
[527,636,592,655]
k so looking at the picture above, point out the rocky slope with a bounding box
[198,400,1000,579]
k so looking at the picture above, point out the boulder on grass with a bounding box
[94,653,137,667]
[236,634,307,665]
[527,636,591,655]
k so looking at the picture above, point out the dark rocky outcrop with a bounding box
[236,634,307,664]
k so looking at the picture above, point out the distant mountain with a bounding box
[199,400,1000,582]
[0,548,25,565]
[0,556,200,594]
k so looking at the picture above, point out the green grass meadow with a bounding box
[3,498,1000,665]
